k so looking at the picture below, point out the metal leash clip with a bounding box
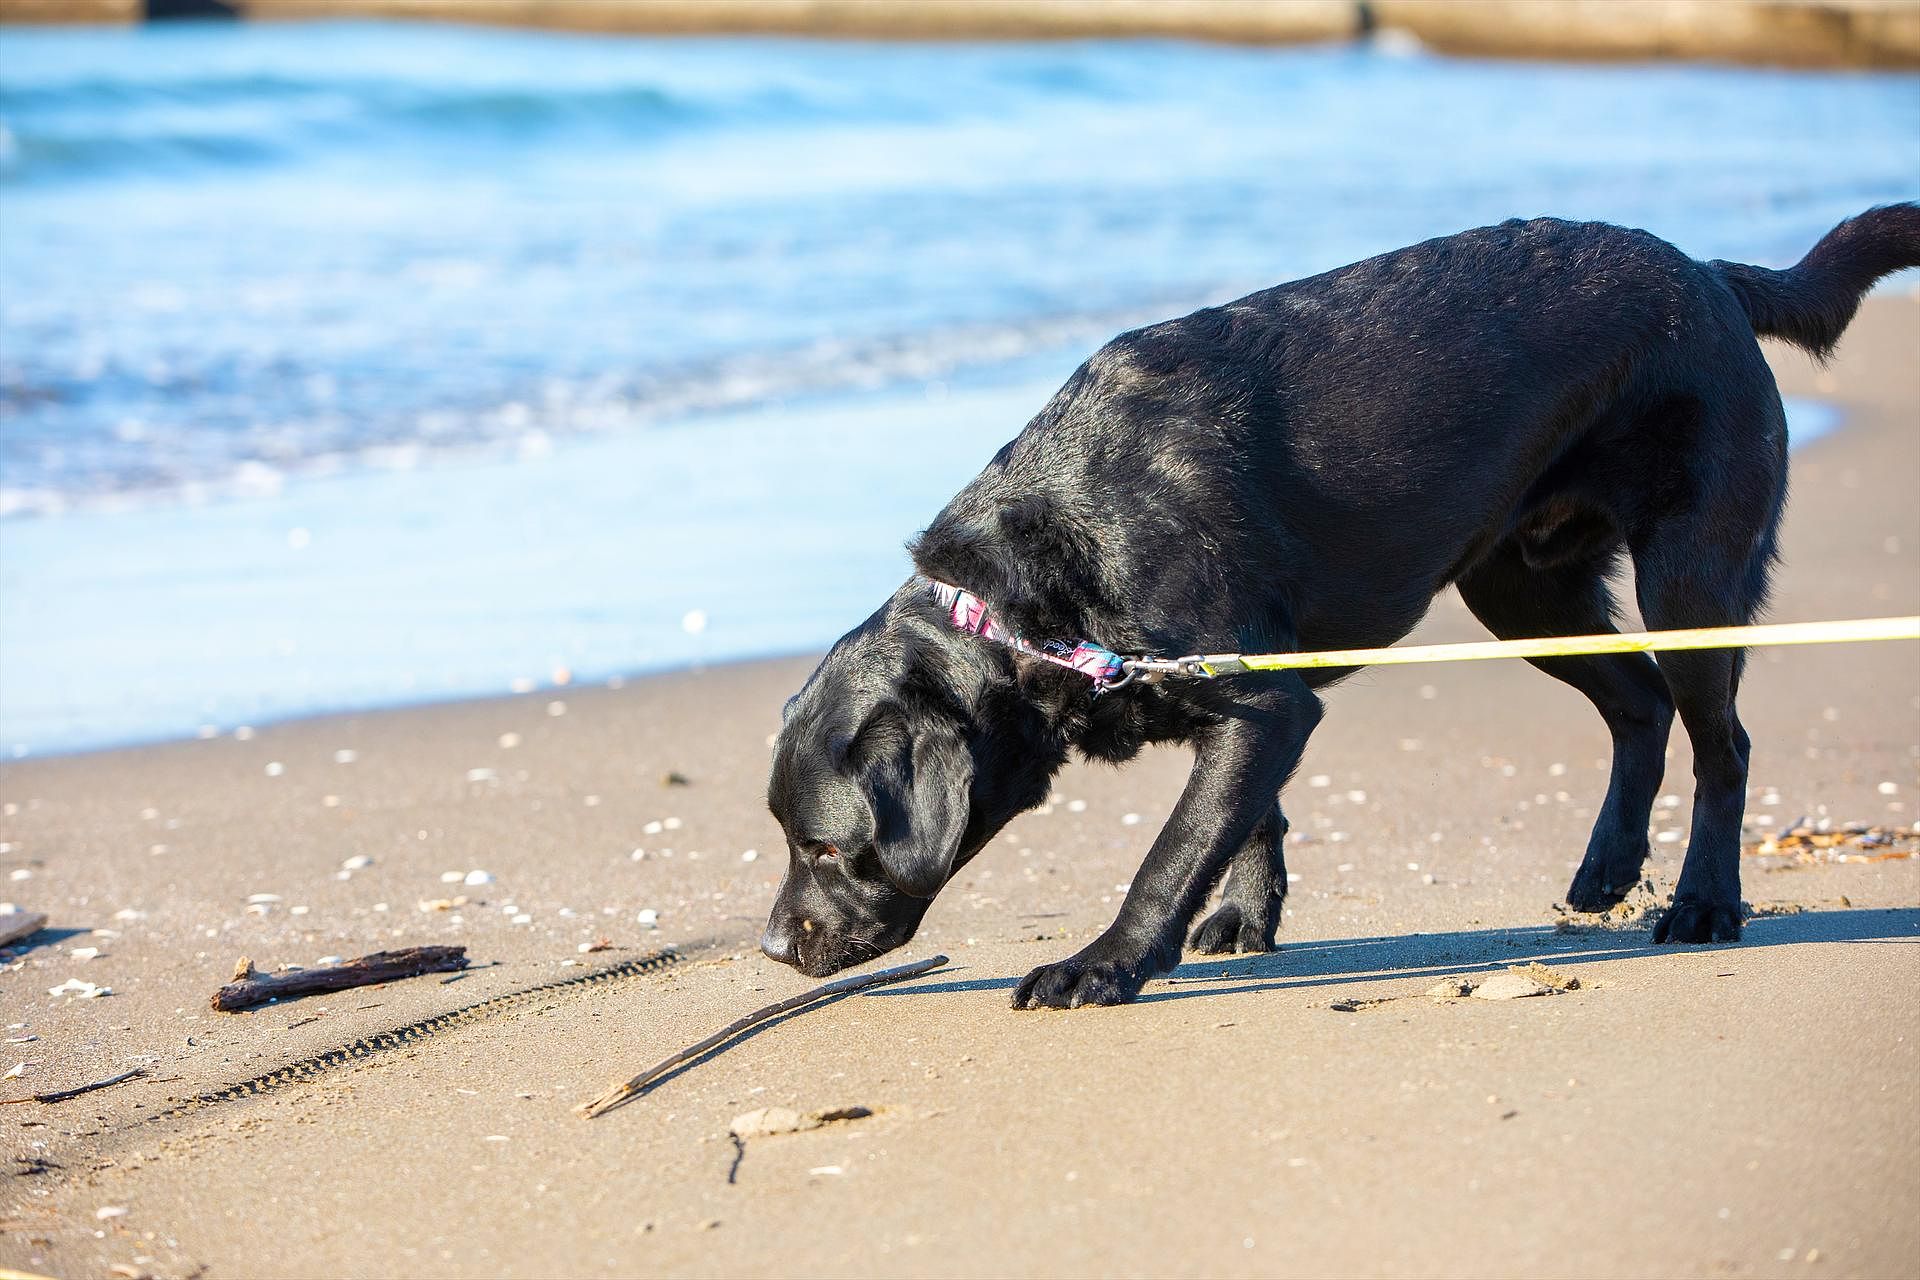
[1121,654,1253,680]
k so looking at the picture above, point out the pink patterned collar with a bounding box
[922,578,1130,691]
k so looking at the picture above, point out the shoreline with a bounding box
[1,0,1918,70]
[0,341,1876,757]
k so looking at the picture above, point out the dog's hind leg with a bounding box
[1633,388,1783,944]
[1188,804,1288,954]
[1456,541,1675,912]
[1635,552,1770,942]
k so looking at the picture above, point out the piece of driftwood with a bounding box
[577,954,948,1119]
[0,911,48,949]
[1,1066,148,1107]
[210,946,469,1012]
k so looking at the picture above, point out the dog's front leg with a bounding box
[1014,677,1323,1009]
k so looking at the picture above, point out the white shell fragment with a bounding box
[1471,972,1554,1001]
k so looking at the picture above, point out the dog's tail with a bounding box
[1711,202,1920,361]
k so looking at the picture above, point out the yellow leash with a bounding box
[1121,615,1920,679]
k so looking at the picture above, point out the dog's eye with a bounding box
[811,843,840,863]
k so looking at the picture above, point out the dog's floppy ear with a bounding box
[853,704,970,898]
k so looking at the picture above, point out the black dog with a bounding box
[764,206,1920,1007]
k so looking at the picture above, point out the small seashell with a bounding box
[464,870,494,886]
[636,908,659,928]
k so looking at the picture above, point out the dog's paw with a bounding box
[1565,863,1639,913]
[1188,902,1277,955]
[1652,897,1743,944]
[1013,948,1149,1010]
[1565,837,1649,913]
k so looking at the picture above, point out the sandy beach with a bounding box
[2,295,1916,1278]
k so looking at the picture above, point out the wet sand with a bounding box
[2,297,1916,1279]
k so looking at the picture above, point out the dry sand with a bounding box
[3,298,1917,1279]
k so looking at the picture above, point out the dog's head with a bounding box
[762,591,1055,977]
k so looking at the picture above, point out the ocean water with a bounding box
[0,22,1914,753]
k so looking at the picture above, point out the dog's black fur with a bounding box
[764,206,1920,1007]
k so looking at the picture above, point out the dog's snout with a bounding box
[759,919,799,966]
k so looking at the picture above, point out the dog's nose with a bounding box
[760,920,799,966]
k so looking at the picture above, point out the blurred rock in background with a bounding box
[1,0,1916,69]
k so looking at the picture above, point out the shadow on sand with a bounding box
[867,906,1920,1003]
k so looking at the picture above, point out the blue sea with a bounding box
[0,21,1914,753]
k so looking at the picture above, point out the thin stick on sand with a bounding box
[211,946,469,1012]
[1,1066,146,1106]
[576,954,949,1119]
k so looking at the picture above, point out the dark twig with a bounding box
[576,954,949,1119]
[210,946,469,1012]
[2,1066,147,1106]
[726,1132,747,1184]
